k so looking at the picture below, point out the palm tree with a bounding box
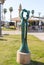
[28,10,30,17]
[9,7,13,22]
[38,12,41,17]
[31,10,34,17]
[3,8,7,21]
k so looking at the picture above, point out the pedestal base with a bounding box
[17,50,31,64]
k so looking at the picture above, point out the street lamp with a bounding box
[0,0,6,36]
[38,12,42,31]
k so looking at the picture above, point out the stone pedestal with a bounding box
[17,50,31,64]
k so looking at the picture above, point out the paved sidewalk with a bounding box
[2,30,44,41]
[2,30,21,35]
[28,33,44,41]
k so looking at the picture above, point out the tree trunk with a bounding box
[10,12,12,22]
[0,21,2,36]
[0,3,2,36]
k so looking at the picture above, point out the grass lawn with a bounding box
[0,35,44,65]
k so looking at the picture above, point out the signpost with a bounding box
[17,9,31,65]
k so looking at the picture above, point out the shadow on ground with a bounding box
[22,60,44,65]
[0,38,7,41]
[30,60,44,65]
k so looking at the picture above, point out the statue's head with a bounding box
[20,9,30,20]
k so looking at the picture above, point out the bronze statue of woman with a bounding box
[19,9,30,53]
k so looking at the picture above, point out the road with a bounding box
[2,30,44,41]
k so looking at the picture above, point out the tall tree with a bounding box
[9,7,13,22]
[3,8,7,21]
[31,10,34,17]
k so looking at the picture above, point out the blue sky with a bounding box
[3,0,44,21]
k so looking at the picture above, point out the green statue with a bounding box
[19,9,30,53]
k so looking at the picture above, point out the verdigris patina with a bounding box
[19,9,30,53]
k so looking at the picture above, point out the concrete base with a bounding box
[17,50,31,64]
